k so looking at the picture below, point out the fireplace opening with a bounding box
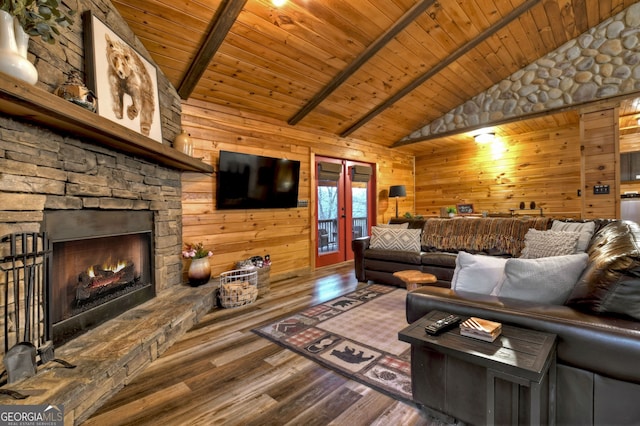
[43,210,155,345]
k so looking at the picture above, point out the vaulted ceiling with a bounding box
[112,0,640,153]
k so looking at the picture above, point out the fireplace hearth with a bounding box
[43,210,156,345]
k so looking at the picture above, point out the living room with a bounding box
[1,0,640,424]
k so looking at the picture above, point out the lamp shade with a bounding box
[389,185,406,198]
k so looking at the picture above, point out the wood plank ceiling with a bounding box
[112,0,640,151]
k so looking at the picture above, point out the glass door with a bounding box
[316,157,374,267]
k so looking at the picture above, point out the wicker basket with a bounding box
[218,269,258,308]
[234,262,271,296]
[256,265,270,296]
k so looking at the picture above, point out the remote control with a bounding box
[425,314,461,335]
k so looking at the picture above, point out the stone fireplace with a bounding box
[0,0,215,419]
[0,86,216,421]
[44,210,156,345]
[0,97,191,355]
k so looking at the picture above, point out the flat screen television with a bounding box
[217,150,301,209]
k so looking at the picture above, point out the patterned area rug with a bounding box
[253,284,413,402]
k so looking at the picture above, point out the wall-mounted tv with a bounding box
[216,150,301,210]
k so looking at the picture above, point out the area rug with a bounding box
[253,284,413,402]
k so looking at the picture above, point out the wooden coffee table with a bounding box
[399,310,557,425]
[393,270,437,291]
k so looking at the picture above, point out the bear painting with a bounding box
[104,34,155,136]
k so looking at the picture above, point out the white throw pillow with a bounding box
[496,253,588,304]
[550,220,596,253]
[520,229,580,259]
[451,251,507,294]
[369,227,421,252]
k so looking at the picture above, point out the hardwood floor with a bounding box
[85,263,436,425]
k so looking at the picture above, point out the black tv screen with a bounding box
[217,150,300,210]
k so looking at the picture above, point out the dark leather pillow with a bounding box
[566,220,640,320]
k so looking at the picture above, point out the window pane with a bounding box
[318,182,338,252]
[352,182,368,238]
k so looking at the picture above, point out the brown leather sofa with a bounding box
[405,220,640,425]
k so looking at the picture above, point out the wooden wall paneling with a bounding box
[309,152,317,269]
[620,133,640,153]
[383,157,415,221]
[580,107,619,219]
[414,123,582,218]
[180,99,414,279]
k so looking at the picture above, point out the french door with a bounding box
[315,157,375,267]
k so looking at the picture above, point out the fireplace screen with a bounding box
[51,233,151,324]
[44,210,155,345]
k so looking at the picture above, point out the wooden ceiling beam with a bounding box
[340,0,541,139]
[287,0,437,126]
[177,0,248,99]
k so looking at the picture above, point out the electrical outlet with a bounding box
[593,185,610,194]
[297,199,309,207]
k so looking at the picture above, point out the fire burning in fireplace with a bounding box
[77,258,138,301]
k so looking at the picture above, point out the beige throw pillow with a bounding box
[520,229,580,259]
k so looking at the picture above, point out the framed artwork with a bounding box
[83,11,162,142]
[456,204,474,214]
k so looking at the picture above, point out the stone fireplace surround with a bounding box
[0,112,215,422]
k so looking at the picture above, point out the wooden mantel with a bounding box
[0,75,213,173]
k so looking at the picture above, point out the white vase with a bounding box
[0,11,38,85]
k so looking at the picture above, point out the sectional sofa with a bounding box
[353,217,640,424]
[353,216,554,287]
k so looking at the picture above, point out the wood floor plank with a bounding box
[190,393,279,426]
[370,400,433,426]
[327,383,397,425]
[244,367,351,426]
[83,382,192,426]
[87,263,437,425]
[284,385,364,426]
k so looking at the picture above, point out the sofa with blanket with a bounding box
[400,219,640,425]
[353,216,563,287]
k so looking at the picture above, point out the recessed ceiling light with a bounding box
[272,0,287,7]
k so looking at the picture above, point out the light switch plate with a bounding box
[593,185,610,194]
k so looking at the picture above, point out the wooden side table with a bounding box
[399,310,557,425]
[393,270,437,291]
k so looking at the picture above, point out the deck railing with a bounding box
[318,217,368,251]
